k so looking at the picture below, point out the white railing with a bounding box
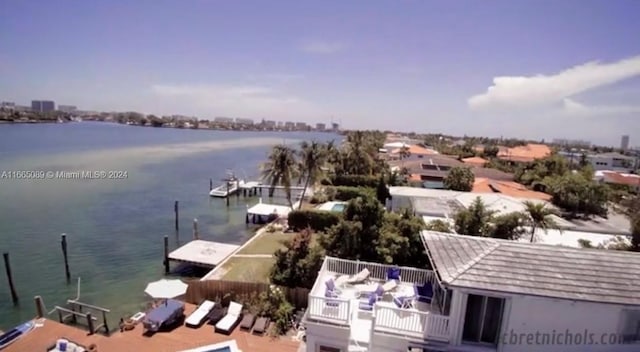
[307,295,352,325]
[323,256,436,285]
[425,314,450,341]
[374,304,450,342]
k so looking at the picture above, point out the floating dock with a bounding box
[168,240,240,268]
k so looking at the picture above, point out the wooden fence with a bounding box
[185,280,309,310]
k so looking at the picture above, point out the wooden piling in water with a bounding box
[209,178,213,191]
[174,200,179,236]
[87,312,95,335]
[35,295,44,318]
[3,252,18,305]
[226,182,230,206]
[193,218,199,240]
[163,235,170,274]
[61,233,71,282]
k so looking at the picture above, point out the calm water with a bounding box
[0,122,338,329]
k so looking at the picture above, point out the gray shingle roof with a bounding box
[422,230,640,306]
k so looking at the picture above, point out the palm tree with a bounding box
[261,144,298,208]
[522,201,560,243]
[297,141,327,209]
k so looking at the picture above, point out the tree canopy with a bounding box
[443,166,475,192]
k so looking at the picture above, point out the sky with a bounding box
[1,0,639,146]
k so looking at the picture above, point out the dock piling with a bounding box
[174,200,179,236]
[87,312,95,335]
[35,295,44,318]
[163,235,170,274]
[193,218,199,240]
[209,178,213,191]
[226,182,230,206]
[61,233,71,283]
[3,252,19,305]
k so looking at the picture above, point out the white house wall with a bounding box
[305,321,351,352]
[502,294,637,352]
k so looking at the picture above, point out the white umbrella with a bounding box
[144,279,188,299]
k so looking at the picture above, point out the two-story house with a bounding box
[303,231,640,352]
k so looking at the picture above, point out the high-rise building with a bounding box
[31,100,55,112]
[621,135,630,150]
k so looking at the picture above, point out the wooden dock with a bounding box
[3,303,301,352]
[168,240,240,268]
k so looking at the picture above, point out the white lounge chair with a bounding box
[185,300,215,328]
[215,301,243,335]
[337,268,371,285]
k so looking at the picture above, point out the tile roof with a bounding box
[462,156,488,166]
[390,144,438,156]
[472,177,551,201]
[601,171,640,187]
[422,231,640,306]
[497,143,552,162]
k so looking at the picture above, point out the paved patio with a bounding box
[5,303,300,352]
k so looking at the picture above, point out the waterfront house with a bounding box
[302,231,640,352]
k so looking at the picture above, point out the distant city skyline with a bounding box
[1,1,639,145]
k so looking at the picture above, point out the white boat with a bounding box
[209,177,245,197]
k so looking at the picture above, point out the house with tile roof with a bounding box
[302,231,640,352]
[472,177,552,201]
[461,156,488,167]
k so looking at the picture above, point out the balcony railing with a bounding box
[307,295,352,325]
[374,304,450,342]
[323,257,436,285]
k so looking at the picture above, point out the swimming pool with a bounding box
[177,340,239,352]
[331,203,346,212]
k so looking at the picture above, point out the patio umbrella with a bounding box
[144,279,188,299]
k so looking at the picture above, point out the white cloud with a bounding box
[150,83,319,119]
[468,56,640,110]
[300,41,344,54]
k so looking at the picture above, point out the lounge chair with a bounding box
[185,300,215,328]
[393,294,416,309]
[358,293,378,311]
[215,301,243,335]
[143,299,185,333]
[386,266,401,282]
[239,313,256,331]
[343,268,371,285]
[252,316,270,335]
[206,304,226,325]
[414,282,434,303]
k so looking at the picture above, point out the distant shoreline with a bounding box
[0,118,342,134]
[0,119,341,134]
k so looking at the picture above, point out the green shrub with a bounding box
[333,186,375,201]
[309,194,328,204]
[287,210,342,232]
[327,175,380,187]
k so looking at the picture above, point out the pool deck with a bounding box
[4,303,300,352]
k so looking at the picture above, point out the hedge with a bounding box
[333,186,375,201]
[322,175,380,188]
[287,210,342,232]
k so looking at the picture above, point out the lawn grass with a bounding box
[238,230,320,255]
[221,257,276,283]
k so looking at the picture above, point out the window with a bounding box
[621,310,640,343]
[462,294,505,346]
[318,346,341,352]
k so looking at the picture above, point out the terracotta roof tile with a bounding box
[462,157,488,166]
[472,177,551,200]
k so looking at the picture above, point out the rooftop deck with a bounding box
[169,240,241,268]
[5,303,300,352]
[305,257,451,343]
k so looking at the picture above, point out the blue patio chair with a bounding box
[387,266,401,282]
[325,278,342,294]
[414,282,434,303]
[359,293,378,311]
[325,288,340,307]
